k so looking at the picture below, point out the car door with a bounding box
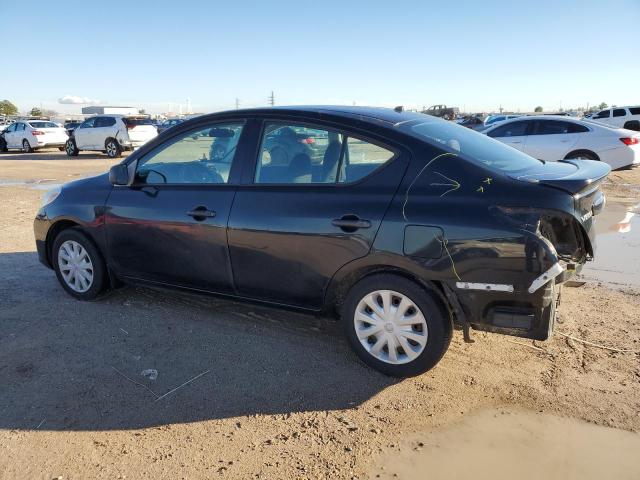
[525,120,584,160]
[92,116,115,149]
[227,119,409,309]
[105,120,248,293]
[74,117,96,149]
[3,123,17,148]
[486,119,532,152]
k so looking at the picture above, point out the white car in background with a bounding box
[484,114,521,127]
[0,120,68,152]
[66,115,158,158]
[483,115,640,170]
[590,106,640,129]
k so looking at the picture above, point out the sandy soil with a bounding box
[0,151,639,479]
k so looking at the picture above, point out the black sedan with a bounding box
[34,106,609,377]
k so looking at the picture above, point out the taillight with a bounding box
[620,137,639,146]
[126,124,136,129]
[31,130,44,136]
[299,137,315,144]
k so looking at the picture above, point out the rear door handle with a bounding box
[187,206,216,220]
[332,215,371,231]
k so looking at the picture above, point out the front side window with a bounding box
[135,123,243,184]
[80,118,96,128]
[254,122,395,184]
[612,108,626,117]
[94,117,116,127]
[533,120,574,135]
[594,110,610,119]
[487,120,531,138]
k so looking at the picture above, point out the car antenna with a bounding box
[394,105,404,113]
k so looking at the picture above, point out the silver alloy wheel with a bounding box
[57,240,94,293]
[66,141,74,155]
[106,141,117,157]
[354,289,428,365]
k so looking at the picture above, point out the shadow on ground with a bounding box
[0,151,120,161]
[0,251,395,432]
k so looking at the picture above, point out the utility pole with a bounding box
[235,98,240,110]
[268,91,275,106]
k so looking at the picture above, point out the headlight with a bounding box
[41,186,62,207]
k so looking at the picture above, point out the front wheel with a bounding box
[22,139,33,153]
[0,138,7,152]
[341,274,452,377]
[65,139,79,156]
[105,138,122,158]
[52,228,107,300]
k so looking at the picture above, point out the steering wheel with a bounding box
[177,162,223,183]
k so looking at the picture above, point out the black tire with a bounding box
[58,146,65,151]
[52,228,108,300]
[564,150,598,161]
[0,138,7,152]
[105,138,122,158]
[65,139,79,157]
[341,274,452,377]
[22,139,33,153]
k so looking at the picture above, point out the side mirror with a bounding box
[109,164,130,186]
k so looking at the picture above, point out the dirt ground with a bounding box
[1,151,639,479]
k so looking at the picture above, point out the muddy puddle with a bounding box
[582,199,640,289]
[371,408,640,480]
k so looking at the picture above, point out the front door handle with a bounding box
[187,206,216,221]
[332,215,371,232]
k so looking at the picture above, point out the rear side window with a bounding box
[254,122,395,184]
[593,110,610,119]
[612,108,626,117]
[16,123,25,131]
[487,120,530,137]
[123,117,154,126]
[94,117,116,127]
[29,121,59,128]
[629,107,640,115]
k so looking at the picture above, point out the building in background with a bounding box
[81,106,139,115]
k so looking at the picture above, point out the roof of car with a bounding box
[208,106,428,126]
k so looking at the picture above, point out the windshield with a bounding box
[399,116,543,173]
[29,121,59,128]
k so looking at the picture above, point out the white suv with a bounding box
[66,115,158,158]
[590,106,640,130]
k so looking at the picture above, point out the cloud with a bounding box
[58,95,102,105]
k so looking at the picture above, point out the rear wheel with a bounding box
[341,274,452,377]
[565,150,598,161]
[22,139,33,153]
[52,228,107,300]
[105,138,121,158]
[65,139,79,156]
[0,137,7,152]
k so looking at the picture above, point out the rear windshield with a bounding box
[29,121,59,128]
[399,116,542,173]
[123,117,154,126]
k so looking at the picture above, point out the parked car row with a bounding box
[0,120,68,152]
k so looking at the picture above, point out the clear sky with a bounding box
[1,0,638,115]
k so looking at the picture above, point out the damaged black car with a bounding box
[34,106,609,377]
